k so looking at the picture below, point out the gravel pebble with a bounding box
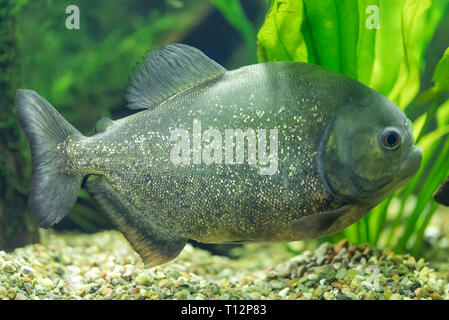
[0,230,448,300]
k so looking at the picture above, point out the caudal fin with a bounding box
[16,89,84,227]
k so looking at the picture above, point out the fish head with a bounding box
[319,88,422,207]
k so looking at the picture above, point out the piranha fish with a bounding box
[16,44,422,267]
[434,176,449,206]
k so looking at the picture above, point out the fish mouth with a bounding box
[351,145,422,202]
[399,145,422,179]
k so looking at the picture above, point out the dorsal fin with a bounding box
[125,43,227,110]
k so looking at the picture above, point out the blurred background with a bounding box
[1,0,449,265]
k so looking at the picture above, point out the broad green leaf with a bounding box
[335,0,360,79]
[415,98,449,144]
[437,98,449,126]
[257,0,449,109]
[356,0,378,85]
[433,46,449,92]
[387,0,448,108]
[257,0,310,62]
[418,124,449,152]
[302,0,342,73]
[368,0,405,100]
[413,112,426,139]
[414,47,449,103]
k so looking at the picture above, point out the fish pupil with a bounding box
[386,134,397,146]
[381,130,400,149]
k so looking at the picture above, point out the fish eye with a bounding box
[379,129,401,150]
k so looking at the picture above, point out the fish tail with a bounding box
[16,89,84,227]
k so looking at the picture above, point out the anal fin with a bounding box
[86,175,186,267]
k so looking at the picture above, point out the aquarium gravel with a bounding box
[0,230,448,300]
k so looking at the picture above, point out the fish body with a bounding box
[434,176,449,206]
[16,44,421,266]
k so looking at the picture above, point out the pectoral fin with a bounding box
[86,175,187,267]
[292,205,351,239]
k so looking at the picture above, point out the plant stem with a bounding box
[364,211,371,244]
[372,196,393,246]
[411,202,439,256]
[415,98,439,144]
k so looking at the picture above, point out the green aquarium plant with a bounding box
[256,0,449,255]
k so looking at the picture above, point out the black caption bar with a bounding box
[1,299,444,318]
